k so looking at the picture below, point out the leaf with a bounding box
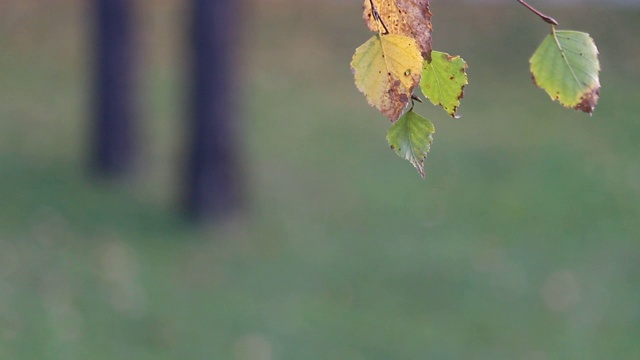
[351,34,423,121]
[363,0,433,59]
[530,29,601,114]
[420,51,468,118]
[386,109,435,177]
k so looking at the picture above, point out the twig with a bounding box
[517,0,559,26]
[369,0,390,35]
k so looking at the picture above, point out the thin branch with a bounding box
[369,0,390,35]
[517,0,559,26]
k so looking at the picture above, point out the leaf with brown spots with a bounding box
[351,33,423,121]
[530,29,600,114]
[363,0,432,59]
[420,51,468,118]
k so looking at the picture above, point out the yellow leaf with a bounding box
[351,34,423,121]
[363,0,433,59]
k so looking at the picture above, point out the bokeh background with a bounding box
[1,0,639,359]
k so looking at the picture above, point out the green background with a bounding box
[0,1,638,359]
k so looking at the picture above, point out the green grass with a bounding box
[1,1,639,359]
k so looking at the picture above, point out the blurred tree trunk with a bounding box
[184,0,244,222]
[91,0,136,177]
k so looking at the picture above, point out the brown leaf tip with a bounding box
[574,87,600,114]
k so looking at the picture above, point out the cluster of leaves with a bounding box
[350,0,601,177]
[351,0,466,177]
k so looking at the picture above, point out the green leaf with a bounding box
[420,51,468,118]
[530,29,600,114]
[386,110,435,178]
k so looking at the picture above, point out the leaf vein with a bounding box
[560,46,599,67]
[552,31,582,92]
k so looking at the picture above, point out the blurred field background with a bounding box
[1,0,639,359]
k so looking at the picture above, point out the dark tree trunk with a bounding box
[91,0,136,177]
[184,0,244,222]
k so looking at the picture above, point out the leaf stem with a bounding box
[517,0,559,26]
[368,0,390,35]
